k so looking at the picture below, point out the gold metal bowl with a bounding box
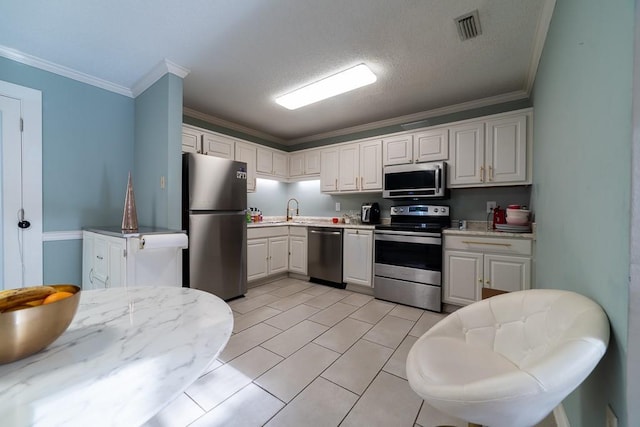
[0,284,81,364]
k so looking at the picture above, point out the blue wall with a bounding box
[134,73,183,230]
[531,0,633,425]
[0,57,135,285]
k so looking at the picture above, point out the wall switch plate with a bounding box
[606,405,618,427]
[335,202,341,212]
[486,201,497,213]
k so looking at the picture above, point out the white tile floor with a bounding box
[145,278,556,427]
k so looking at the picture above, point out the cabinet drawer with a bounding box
[288,226,308,237]
[248,226,289,239]
[444,235,532,256]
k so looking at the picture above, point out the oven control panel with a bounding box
[390,205,449,217]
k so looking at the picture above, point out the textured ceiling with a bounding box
[0,0,554,145]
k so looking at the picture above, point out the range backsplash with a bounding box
[248,179,531,221]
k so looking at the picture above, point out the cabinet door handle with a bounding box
[478,278,483,283]
[89,268,95,285]
[360,176,364,190]
[462,241,512,247]
[489,165,493,181]
[485,280,491,285]
[96,255,103,260]
[335,178,338,190]
[480,166,484,182]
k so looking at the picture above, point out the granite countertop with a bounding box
[248,216,376,230]
[444,220,536,239]
[0,287,232,427]
[85,226,186,238]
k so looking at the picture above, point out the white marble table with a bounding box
[0,286,233,427]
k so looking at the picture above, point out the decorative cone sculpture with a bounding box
[121,172,138,232]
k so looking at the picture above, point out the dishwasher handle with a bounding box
[309,229,342,236]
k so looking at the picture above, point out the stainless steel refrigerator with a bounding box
[182,153,247,300]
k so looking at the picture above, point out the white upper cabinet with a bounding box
[290,150,321,178]
[449,121,485,186]
[182,126,202,154]
[485,115,527,184]
[257,147,288,178]
[322,139,382,193]
[383,134,413,165]
[235,142,257,192]
[359,139,383,190]
[320,147,340,192]
[449,111,530,188]
[383,127,448,166]
[202,132,234,159]
[339,144,360,191]
[413,127,449,163]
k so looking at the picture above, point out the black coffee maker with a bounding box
[361,202,380,224]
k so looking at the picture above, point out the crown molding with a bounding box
[286,90,530,145]
[0,44,133,97]
[525,0,557,94]
[131,59,190,97]
[183,107,286,145]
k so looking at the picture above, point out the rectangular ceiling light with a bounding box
[275,63,377,110]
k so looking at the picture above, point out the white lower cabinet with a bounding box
[83,231,125,289]
[443,235,532,306]
[288,227,308,275]
[82,230,186,289]
[247,227,290,282]
[342,228,374,287]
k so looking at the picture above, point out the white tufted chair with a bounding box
[406,289,610,427]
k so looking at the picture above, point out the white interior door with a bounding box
[0,81,42,289]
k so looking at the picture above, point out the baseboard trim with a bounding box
[554,404,570,427]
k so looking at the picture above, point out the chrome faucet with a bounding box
[286,198,299,221]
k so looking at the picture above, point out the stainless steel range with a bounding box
[374,204,450,312]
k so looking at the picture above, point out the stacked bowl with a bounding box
[506,205,530,225]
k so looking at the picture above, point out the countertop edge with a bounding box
[443,229,535,239]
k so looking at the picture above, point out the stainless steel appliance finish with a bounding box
[383,161,447,199]
[182,153,248,300]
[374,204,450,312]
[308,227,344,285]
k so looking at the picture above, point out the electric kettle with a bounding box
[492,206,507,228]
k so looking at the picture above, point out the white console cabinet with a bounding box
[82,229,187,290]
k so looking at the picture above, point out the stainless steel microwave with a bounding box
[382,161,447,199]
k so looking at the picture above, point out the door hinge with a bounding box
[20,118,24,132]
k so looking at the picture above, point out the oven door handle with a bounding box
[375,232,441,245]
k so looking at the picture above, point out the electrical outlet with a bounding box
[486,201,497,213]
[335,202,341,212]
[606,405,618,427]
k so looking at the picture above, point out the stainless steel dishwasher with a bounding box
[308,227,344,286]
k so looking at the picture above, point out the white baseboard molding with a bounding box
[554,404,570,427]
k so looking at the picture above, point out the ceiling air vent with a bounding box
[455,10,482,41]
